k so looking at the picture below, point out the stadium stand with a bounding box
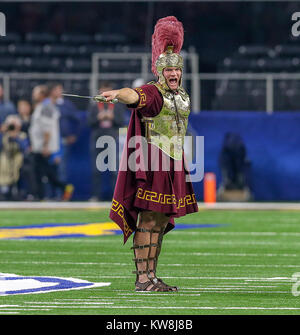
[1,31,300,111]
[0,32,130,73]
[0,30,143,105]
[213,44,300,111]
[0,2,299,112]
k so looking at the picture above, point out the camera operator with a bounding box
[0,115,29,200]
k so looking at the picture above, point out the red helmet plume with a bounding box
[151,16,184,76]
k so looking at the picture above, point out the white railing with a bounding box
[0,72,91,102]
[0,51,299,114]
[188,72,300,114]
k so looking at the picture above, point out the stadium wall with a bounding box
[189,111,300,201]
[68,111,300,201]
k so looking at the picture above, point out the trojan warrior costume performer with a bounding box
[104,16,198,291]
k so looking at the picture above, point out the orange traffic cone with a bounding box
[204,172,216,203]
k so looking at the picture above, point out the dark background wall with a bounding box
[67,110,300,201]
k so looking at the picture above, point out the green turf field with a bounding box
[1,208,300,315]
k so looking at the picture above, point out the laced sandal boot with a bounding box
[150,225,178,292]
[135,274,171,292]
[132,227,165,292]
[156,278,178,292]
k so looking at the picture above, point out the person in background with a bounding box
[217,132,252,201]
[0,83,17,127]
[219,132,248,190]
[132,78,146,89]
[48,82,80,182]
[17,99,32,135]
[29,85,74,201]
[16,99,36,200]
[87,81,125,201]
[0,115,29,200]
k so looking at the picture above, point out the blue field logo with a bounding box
[0,273,110,296]
[0,222,121,239]
[0,222,226,240]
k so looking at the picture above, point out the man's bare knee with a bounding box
[155,212,169,229]
[138,211,156,230]
[138,211,169,230]
[140,211,156,223]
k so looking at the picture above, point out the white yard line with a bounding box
[177,263,300,268]
[180,283,278,291]
[89,275,292,282]
[0,250,73,255]
[160,276,292,281]
[0,201,300,210]
[1,250,299,258]
[0,250,115,255]
[0,308,50,311]
[25,301,114,305]
[118,290,288,295]
[1,260,299,269]
[164,240,300,246]
[173,232,300,237]
[4,239,300,246]
[188,252,298,257]
[9,306,300,311]
[0,201,112,209]
[1,305,113,309]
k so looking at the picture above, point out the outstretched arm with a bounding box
[101,88,139,105]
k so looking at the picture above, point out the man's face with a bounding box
[17,100,31,116]
[32,87,43,103]
[32,87,39,103]
[51,85,63,99]
[162,67,182,91]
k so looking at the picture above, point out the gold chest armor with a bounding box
[142,82,190,160]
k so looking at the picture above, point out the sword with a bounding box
[62,93,118,104]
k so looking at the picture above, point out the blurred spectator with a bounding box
[16,99,36,200]
[29,85,74,201]
[132,78,146,89]
[0,84,17,126]
[17,99,32,135]
[48,82,80,182]
[87,81,125,201]
[219,132,247,190]
[0,115,29,200]
[218,132,252,201]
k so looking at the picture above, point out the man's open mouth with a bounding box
[169,78,178,85]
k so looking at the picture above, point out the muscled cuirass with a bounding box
[142,82,190,160]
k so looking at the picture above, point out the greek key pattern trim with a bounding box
[111,199,132,236]
[135,87,147,109]
[136,187,196,209]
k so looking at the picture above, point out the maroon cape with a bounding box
[109,84,198,244]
